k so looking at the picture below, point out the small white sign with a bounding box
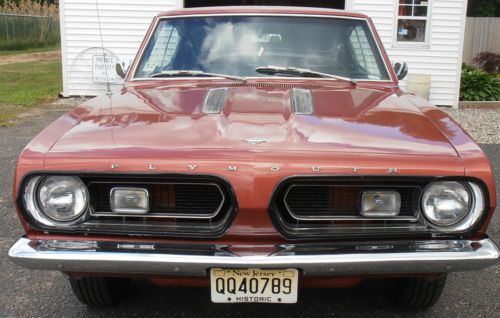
[92,55,118,83]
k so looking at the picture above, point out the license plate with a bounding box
[210,268,298,303]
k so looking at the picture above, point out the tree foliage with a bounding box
[473,52,500,74]
[467,0,500,17]
[0,1,58,7]
[0,0,58,16]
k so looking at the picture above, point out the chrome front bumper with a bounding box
[9,237,499,276]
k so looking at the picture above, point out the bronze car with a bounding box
[8,6,499,309]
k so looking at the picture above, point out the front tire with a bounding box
[69,276,130,307]
[391,275,447,309]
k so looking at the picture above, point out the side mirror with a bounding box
[393,61,408,80]
[115,63,127,79]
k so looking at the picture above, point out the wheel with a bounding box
[69,276,130,307]
[390,275,447,309]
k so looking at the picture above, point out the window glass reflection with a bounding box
[397,19,427,42]
[135,16,390,80]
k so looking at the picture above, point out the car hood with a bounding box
[48,83,458,157]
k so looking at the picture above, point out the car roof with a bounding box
[157,6,369,20]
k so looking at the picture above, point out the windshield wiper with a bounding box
[255,66,356,85]
[150,70,246,82]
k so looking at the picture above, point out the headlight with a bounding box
[421,182,470,226]
[23,175,89,226]
[37,176,89,222]
[421,181,485,232]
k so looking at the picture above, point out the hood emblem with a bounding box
[244,138,267,145]
[388,168,398,174]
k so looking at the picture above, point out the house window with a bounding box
[395,0,430,44]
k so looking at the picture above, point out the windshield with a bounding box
[134,16,391,81]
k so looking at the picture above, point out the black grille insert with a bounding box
[78,175,236,238]
[90,182,224,218]
[284,185,419,220]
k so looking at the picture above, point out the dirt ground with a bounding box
[0,51,61,66]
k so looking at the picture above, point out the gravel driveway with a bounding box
[443,108,500,144]
[0,106,498,318]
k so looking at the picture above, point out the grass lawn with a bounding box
[0,59,62,126]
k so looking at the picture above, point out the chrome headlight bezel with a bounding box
[22,175,89,227]
[421,181,485,233]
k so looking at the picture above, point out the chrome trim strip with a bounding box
[131,76,394,83]
[9,238,499,276]
[162,13,369,20]
[130,13,394,83]
[90,182,226,220]
[283,184,419,221]
[365,16,394,83]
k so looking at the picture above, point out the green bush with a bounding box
[460,64,500,101]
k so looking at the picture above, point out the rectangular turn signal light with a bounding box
[110,187,149,214]
[361,191,401,217]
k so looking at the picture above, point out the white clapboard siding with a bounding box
[60,0,182,96]
[351,0,466,106]
[61,0,465,106]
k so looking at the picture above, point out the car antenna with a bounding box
[94,0,112,97]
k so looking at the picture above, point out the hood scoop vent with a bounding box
[201,88,229,114]
[291,88,314,114]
